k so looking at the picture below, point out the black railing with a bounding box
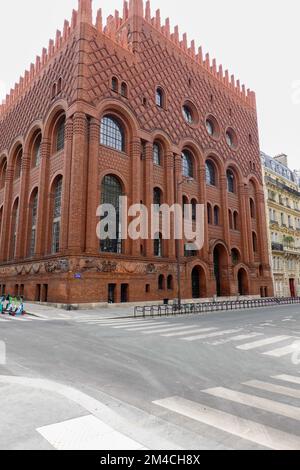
[272,242,284,251]
[134,297,300,318]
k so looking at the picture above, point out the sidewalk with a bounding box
[25,303,135,320]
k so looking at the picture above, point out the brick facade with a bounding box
[0,0,274,304]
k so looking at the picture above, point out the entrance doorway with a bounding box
[191,266,207,299]
[121,284,129,303]
[213,244,229,297]
[237,268,249,296]
[108,284,116,303]
[289,278,296,298]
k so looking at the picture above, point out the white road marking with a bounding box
[202,387,300,421]
[161,327,218,338]
[124,323,175,332]
[153,396,300,450]
[263,343,300,357]
[244,380,300,399]
[182,329,242,342]
[210,333,263,346]
[236,336,291,351]
[99,321,159,327]
[142,325,199,335]
[37,415,145,450]
[273,375,300,386]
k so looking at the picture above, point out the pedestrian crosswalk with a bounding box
[0,315,57,323]
[153,373,300,450]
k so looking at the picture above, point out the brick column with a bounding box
[68,112,88,253]
[199,164,209,262]
[174,154,184,257]
[239,183,251,264]
[60,117,74,252]
[220,175,230,249]
[256,188,270,265]
[86,118,100,254]
[15,153,31,259]
[0,166,13,262]
[130,138,141,256]
[144,141,154,257]
[165,150,175,258]
[35,138,51,257]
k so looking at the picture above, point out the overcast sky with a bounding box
[0,0,299,170]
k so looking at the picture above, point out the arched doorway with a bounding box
[213,244,229,297]
[237,268,249,296]
[191,266,207,299]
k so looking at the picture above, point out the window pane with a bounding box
[100,116,124,152]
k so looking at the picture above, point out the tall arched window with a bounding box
[121,82,128,98]
[182,150,193,178]
[111,77,118,92]
[14,147,22,180]
[33,134,42,168]
[250,198,256,218]
[100,175,123,254]
[252,231,258,253]
[233,211,239,230]
[227,169,235,193]
[55,116,66,152]
[29,190,38,257]
[214,206,220,225]
[229,209,233,229]
[10,198,19,260]
[207,203,212,224]
[154,233,163,257]
[158,274,165,290]
[153,142,162,165]
[191,199,197,221]
[100,115,125,152]
[51,177,63,254]
[206,160,216,186]
[167,275,173,290]
[0,159,7,190]
[153,187,162,209]
[156,88,164,108]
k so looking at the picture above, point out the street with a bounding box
[0,304,299,450]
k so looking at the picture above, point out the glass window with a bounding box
[227,169,235,193]
[206,119,214,136]
[56,117,65,152]
[154,233,163,257]
[100,116,125,152]
[182,150,193,178]
[153,143,161,165]
[100,175,123,254]
[52,177,63,254]
[33,134,42,167]
[156,88,164,107]
[182,105,193,124]
[206,160,216,186]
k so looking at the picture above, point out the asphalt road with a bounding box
[0,304,299,450]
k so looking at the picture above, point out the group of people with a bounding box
[0,295,25,317]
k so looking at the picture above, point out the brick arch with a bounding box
[209,239,230,258]
[98,99,140,143]
[204,151,225,180]
[98,170,128,196]
[235,265,250,296]
[8,139,23,168]
[179,138,205,170]
[43,100,68,137]
[151,130,172,164]
[24,120,43,154]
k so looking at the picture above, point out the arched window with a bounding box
[0,206,3,241]
[182,150,193,178]
[207,203,212,224]
[206,160,216,186]
[29,190,38,257]
[153,142,162,165]
[0,160,7,190]
[51,177,63,254]
[158,274,165,290]
[214,206,220,225]
[231,248,240,265]
[33,134,42,168]
[191,199,197,221]
[167,275,173,290]
[154,233,163,257]
[227,169,235,193]
[100,175,123,254]
[250,198,256,218]
[121,82,128,97]
[100,115,125,152]
[57,78,62,94]
[228,210,233,229]
[153,187,162,209]
[233,211,239,230]
[156,88,164,108]
[14,147,22,180]
[252,232,258,253]
[10,198,19,260]
[55,116,65,152]
[111,77,118,92]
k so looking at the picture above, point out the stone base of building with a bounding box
[0,255,274,305]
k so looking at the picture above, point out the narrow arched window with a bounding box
[206,160,216,186]
[14,147,23,180]
[252,231,258,253]
[227,169,235,193]
[100,115,125,152]
[207,203,212,224]
[51,177,63,254]
[214,206,220,225]
[121,82,128,97]
[229,210,233,229]
[33,134,42,168]
[153,142,162,165]
[167,275,173,290]
[153,187,162,210]
[250,198,256,218]
[29,190,38,257]
[100,175,123,254]
[182,150,193,178]
[233,211,239,230]
[154,233,163,257]
[56,116,65,152]
[156,88,164,108]
[112,77,118,92]
[0,160,7,190]
[191,199,197,221]
[158,274,165,290]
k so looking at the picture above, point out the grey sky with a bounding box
[0,0,299,170]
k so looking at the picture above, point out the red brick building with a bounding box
[0,0,274,305]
